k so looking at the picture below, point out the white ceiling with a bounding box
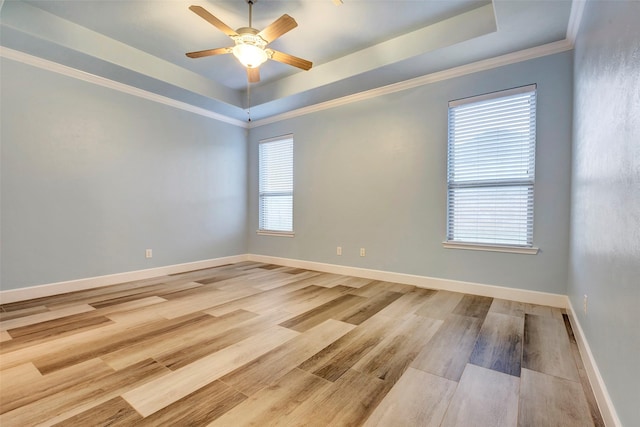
[0,0,574,122]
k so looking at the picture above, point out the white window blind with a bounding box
[447,85,537,248]
[259,135,293,233]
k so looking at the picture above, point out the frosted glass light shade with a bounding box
[232,43,268,68]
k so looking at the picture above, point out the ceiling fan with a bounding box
[186,1,313,83]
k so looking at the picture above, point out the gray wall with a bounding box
[569,1,640,425]
[1,58,248,290]
[248,52,573,295]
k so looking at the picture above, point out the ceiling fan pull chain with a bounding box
[247,82,252,122]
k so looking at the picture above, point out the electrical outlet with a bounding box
[360,248,366,257]
[145,249,153,259]
[337,246,342,256]
[583,294,588,314]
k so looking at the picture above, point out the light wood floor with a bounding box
[0,262,604,426]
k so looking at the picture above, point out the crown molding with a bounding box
[0,46,248,129]
[2,36,573,131]
[249,39,573,127]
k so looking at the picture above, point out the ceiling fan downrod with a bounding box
[247,0,255,28]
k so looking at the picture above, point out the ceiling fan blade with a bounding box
[332,0,344,4]
[189,5,238,37]
[186,47,231,58]
[247,67,260,83]
[257,14,297,44]
[270,50,313,71]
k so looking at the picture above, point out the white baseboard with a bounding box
[0,255,249,304]
[248,254,567,308]
[566,300,622,427]
[0,253,567,308]
[1,253,567,307]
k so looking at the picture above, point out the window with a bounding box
[258,135,294,235]
[445,85,538,253]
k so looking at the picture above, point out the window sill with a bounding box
[257,230,295,238]
[442,241,539,255]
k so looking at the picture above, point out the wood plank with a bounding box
[250,271,318,291]
[84,281,200,308]
[101,310,257,370]
[195,271,255,285]
[353,315,442,383]
[0,305,49,321]
[310,274,354,288]
[279,285,354,316]
[220,319,355,396]
[1,358,114,415]
[337,277,376,290]
[97,295,167,316]
[453,294,493,319]
[1,304,96,331]
[363,367,457,427]
[298,314,401,382]
[411,313,482,381]
[161,286,261,320]
[2,296,166,337]
[1,316,116,355]
[121,326,299,417]
[0,362,43,408]
[155,309,291,371]
[523,314,579,381]
[375,287,437,318]
[347,280,414,297]
[0,330,13,342]
[284,369,392,426]
[51,397,143,427]
[257,264,282,270]
[1,359,169,426]
[0,314,158,371]
[279,267,311,275]
[0,281,158,312]
[205,284,328,317]
[5,313,113,342]
[278,294,366,332]
[518,368,595,427]
[210,368,331,427]
[138,380,246,426]
[469,311,524,376]
[335,290,403,325]
[489,298,525,317]
[32,313,214,374]
[524,303,564,320]
[440,364,520,427]
[45,279,195,311]
[415,290,464,320]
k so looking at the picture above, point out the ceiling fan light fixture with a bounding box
[186,4,312,83]
[232,30,268,68]
[232,42,268,68]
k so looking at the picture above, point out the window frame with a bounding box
[257,134,294,237]
[444,84,539,254]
